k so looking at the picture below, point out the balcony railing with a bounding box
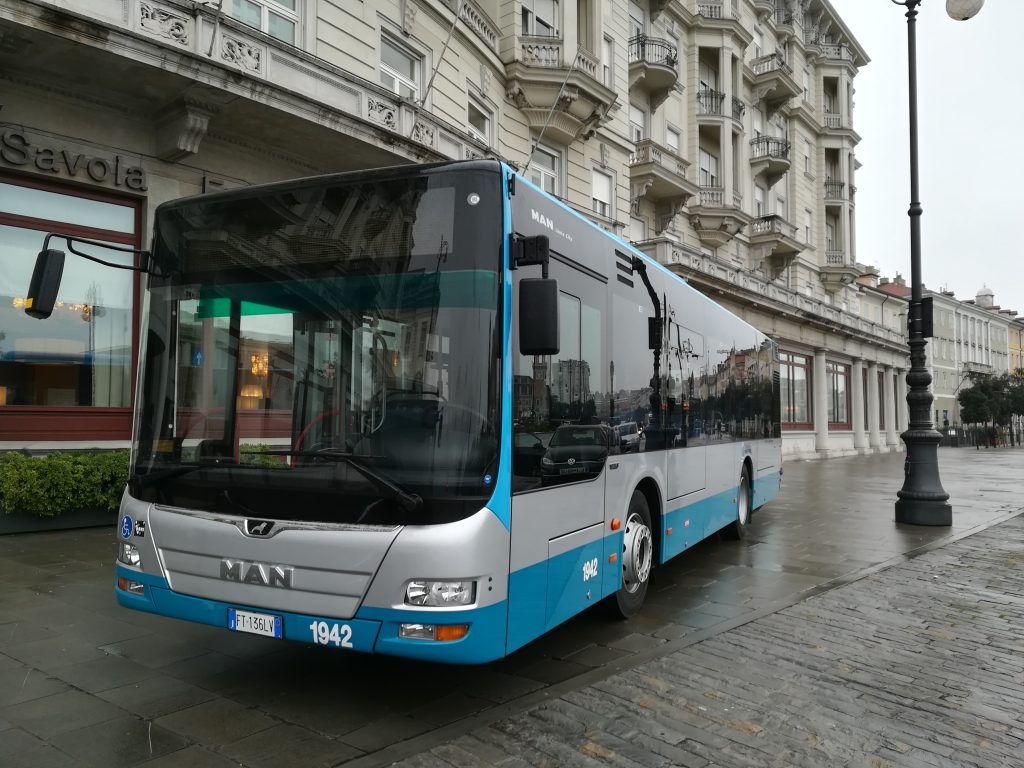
[699,186,725,206]
[821,43,853,62]
[628,35,677,68]
[824,180,846,200]
[576,48,598,78]
[803,28,820,46]
[750,135,790,159]
[823,112,841,129]
[826,250,846,265]
[732,95,745,120]
[750,214,795,238]
[697,2,724,18]
[775,8,795,26]
[629,139,689,179]
[521,36,562,67]
[751,52,793,77]
[697,88,726,115]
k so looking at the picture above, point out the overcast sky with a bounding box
[827,0,1023,317]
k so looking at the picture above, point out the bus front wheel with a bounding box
[609,490,653,619]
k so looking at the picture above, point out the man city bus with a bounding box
[25,160,781,663]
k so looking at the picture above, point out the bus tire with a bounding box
[724,464,752,540]
[608,490,653,619]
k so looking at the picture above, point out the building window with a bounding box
[629,215,646,242]
[878,370,886,429]
[804,140,812,174]
[529,144,560,195]
[804,208,813,243]
[0,175,140,438]
[803,67,811,102]
[602,36,614,87]
[591,170,613,218]
[698,149,718,187]
[229,0,299,44]
[379,34,421,100]
[666,127,680,154]
[522,0,559,36]
[753,186,765,217]
[629,105,646,143]
[827,361,850,428]
[780,351,812,428]
[467,98,492,145]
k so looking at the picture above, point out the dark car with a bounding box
[540,424,614,485]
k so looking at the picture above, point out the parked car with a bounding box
[615,421,641,452]
[540,424,614,485]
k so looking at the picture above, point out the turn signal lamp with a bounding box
[117,577,145,595]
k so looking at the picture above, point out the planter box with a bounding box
[0,508,116,535]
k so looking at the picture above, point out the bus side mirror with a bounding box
[519,278,559,356]
[25,248,66,319]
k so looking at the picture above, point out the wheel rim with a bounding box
[738,475,750,525]
[621,511,652,594]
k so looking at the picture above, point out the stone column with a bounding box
[852,358,867,453]
[814,349,829,453]
[867,361,881,451]
[884,365,899,448]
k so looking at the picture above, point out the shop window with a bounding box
[0,175,140,438]
[827,361,850,428]
[229,0,299,45]
[780,351,811,428]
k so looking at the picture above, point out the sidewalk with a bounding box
[389,512,1024,768]
[1,448,1022,767]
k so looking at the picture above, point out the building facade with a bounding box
[0,0,907,458]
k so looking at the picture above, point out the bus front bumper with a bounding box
[115,565,507,664]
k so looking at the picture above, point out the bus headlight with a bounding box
[405,580,475,607]
[118,542,141,567]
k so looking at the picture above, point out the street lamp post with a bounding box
[892,0,984,526]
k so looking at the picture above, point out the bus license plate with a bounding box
[228,608,282,638]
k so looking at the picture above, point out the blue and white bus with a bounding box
[91,159,781,663]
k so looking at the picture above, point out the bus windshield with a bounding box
[131,166,503,525]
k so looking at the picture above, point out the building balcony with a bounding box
[697,2,725,19]
[746,53,802,115]
[823,111,845,131]
[505,36,617,144]
[749,136,791,187]
[821,43,855,64]
[820,250,860,292]
[687,186,749,248]
[748,214,804,277]
[731,95,746,122]
[697,88,726,118]
[628,35,678,107]
[629,139,700,233]
[824,180,846,202]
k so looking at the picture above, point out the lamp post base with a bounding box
[895,428,952,526]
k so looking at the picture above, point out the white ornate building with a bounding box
[0,0,907,457]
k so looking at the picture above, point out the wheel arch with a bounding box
[633,476,662,568]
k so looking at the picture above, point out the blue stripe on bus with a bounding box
[506,531,623,653]
[481,166,516,531]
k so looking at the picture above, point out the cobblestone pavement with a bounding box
[389,510,1024,768]
[0,448,1022,767]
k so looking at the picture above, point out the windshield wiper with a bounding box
[262,449,423,513]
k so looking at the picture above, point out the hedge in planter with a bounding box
[0,451,129,518]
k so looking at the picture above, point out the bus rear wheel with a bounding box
[609,490,653,619]
[724,465,752,540]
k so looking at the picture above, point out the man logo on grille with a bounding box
[245,520,274,537]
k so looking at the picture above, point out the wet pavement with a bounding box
[1,447,1023,767]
